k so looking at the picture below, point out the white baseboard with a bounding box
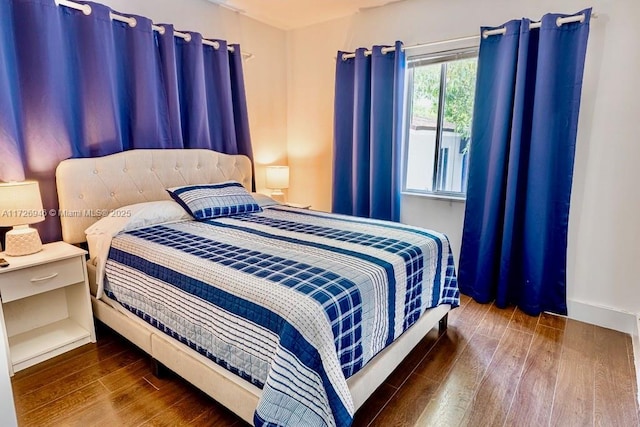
[566,299,636,334]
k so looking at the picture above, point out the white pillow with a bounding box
[85,200,192,237]
[251,192,280,208]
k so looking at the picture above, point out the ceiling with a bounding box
[208,0,398,30]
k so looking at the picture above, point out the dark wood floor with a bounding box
[11,295,639,426]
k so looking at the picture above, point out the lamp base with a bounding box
[270,190,286,203]
[5,225,43,257]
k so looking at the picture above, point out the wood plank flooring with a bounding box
[11,296,639,426]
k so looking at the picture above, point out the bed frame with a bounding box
[55,149,450,424]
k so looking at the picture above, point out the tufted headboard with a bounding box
[56,149,252,244]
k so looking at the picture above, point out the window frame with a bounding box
[402,46,479,201]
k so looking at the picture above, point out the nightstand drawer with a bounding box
[0,257,84,303]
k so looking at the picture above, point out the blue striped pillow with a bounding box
[167,181,262,220]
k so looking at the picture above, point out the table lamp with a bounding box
[0,181,45,256]
[265,166,289,202]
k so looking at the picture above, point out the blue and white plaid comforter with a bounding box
[103,206,459,427]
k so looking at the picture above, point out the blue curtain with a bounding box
[458,9,591,315]
[0,0,253,242]
[332,41,405,221]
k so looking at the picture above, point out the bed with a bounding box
[55,149,459,427]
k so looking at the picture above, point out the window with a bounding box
[403,49,478,198]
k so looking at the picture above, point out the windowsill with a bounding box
[401,191,466,203]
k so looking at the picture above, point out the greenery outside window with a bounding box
[403,49,478,198]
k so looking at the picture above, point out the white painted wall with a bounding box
[98,0,289,193]
[0,323,17,427]
[286,0,640,332]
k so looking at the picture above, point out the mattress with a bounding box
[102,206,459,426]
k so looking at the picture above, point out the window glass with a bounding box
[404,51,477,197]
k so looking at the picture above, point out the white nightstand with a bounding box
[284,202,311,209]
[0,242,96,376]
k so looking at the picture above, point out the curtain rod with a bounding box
[340,12,597,60]
[55,0,254,60]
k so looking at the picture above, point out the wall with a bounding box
[0,322,17,426]
[287,0,640,332]
[99,0,289,193]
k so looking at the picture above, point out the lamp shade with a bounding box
[265,166,289,190]
[0,181,45,227]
